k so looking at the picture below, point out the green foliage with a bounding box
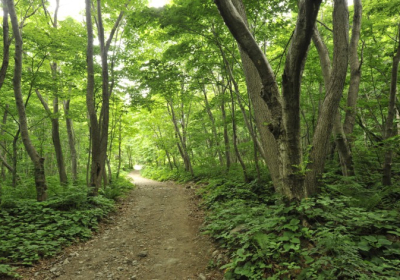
[0,264,20,279]
[100,176,135,200]
[141,166,193,182]
[201,180,400,279]
[0,185,116,266]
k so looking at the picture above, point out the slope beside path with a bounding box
[22,170,222,280]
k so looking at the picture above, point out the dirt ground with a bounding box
[14,171,224,280]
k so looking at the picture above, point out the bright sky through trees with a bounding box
[149,0,170,7]
[49,0,85,20]
[48,0,170,20]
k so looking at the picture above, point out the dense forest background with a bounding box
[1,0,400,279]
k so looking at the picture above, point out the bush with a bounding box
[201,180,400,279]
[100,176,135,200]
[0,172,135,268]
[0,190,116,266]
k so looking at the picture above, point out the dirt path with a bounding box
[27,171,222,280]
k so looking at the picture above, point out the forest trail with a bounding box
[30,171,221,280]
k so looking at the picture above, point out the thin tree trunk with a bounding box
[116,115,122,178]
[36,89,68,184]
[382,24,400,186]
[201,85,223,165]
[63,99,78,183]
[86,127,92,187]
[86,0,102,194]
[0,0,10,91]
[333,110,355,176]
[213,33,267,161]
[229,84,249,182]
[0,106,8,180]
[106,155,112,183]
[12,130,19,188]
[312,27,354,176]
[86,0,124,194]
[7,0,48,201]
[167,101,193,175]
[343,0,362,138]
[220,91,231,171]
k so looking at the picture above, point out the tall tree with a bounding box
[39,0,68,185]
[36,89,68,184]
[7,0,47,201]
[214,0,349,200]
[312,27,354,177]
[63,99,78,183]
[343,0,363,138]
[382,23,400,186]
[86,0,125,195]
[0,0,10,91]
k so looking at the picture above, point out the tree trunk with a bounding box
[0,106,8,180]
[85,0,103,195]
[213,32,267,162]
[12,130,19,188]
[333,110,355,176]
[7,0,48,201]
[36,89,68,185]
[167,101,193,175]
[201,85,223,165]
[106,155,112,184]
[304,1,349,196]
[229,84,249,182]
[116,115,122,178]
[226,0,282,193]
[63,99,78,183]
[86,0,124,195]
[216,0,349,200]
[0,0,10,91]
[382,24,400,186]
[343,0,362,139]
[220,90,231,171]
[312,27,354,176]
[0,106,11,200]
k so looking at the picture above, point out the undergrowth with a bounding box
[141,164,269,183]
[199,178,400,279]
[0,174,134,278]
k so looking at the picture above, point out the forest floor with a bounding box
[15,170,224,280]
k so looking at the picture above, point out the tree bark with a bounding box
[36,89,68,185]
[7,0,47,201]
[167,100,193,175]
[304,0,349,195]
[116,115,122,178]
[63,99,78,183]
[0,106,8,180]
[312,27,354,176]
[0,0,10,91]
[213,32,266,161]
[215,0,350,200]
[12,130,20,188]
[229,83,249,182]
[382,24,400,186]
[86,0,125,195]
[220,89,231,171]
[201,85,223,165]
[86,0,102,194]
[343,0,362,138]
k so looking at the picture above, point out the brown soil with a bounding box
[14,171,224,280]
